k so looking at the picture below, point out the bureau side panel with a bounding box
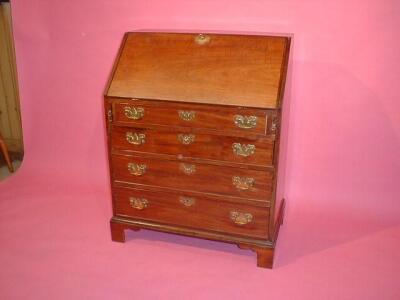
[105,97,118,217]
[272,36,292,234]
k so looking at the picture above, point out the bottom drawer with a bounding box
[113,187,270,239]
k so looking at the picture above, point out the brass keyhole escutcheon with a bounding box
[179,163,196,175]
[195,34,210,45]
[178,134,195,145]
[178,110,196,121]
[179,196,196,207]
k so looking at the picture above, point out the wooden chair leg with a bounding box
[0,138,14,173]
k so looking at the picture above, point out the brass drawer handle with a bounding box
[232,176,255,190]
[230,211,253,225]
[178,110,196,121]
[126,132,146,145]
[127,163,147,176]
[124,106,144,120]
[179,163,196,175]
[129,197,148,210]
[234,115,258,129]
[232,143,255,157]
[179,196,196,207]
[178,134,195,145]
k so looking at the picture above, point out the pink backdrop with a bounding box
[1,0,399,299]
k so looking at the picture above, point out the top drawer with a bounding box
[110,98,278,135]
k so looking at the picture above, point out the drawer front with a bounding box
[111,126,275,166]
[112,154,273,200]
[113,187,270,239]
[112,99,273,135]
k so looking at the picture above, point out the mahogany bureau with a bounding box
[104,32,291,268]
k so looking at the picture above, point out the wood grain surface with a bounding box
[111,153,274,200]
[111,98,272,135]
[113,186,270,239]
[111,126,275,166]
[106,32,289,108]
[105,32,291,268]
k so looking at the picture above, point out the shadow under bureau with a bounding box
[104,32,291,268]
